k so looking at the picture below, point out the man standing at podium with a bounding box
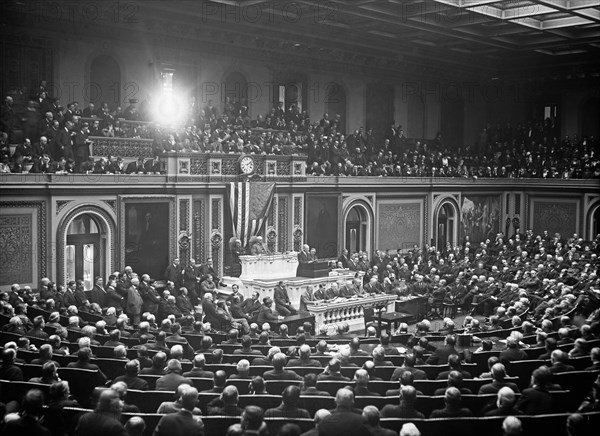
[274,281,297,316]
[297,244,310,276]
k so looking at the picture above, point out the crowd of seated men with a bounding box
[0,228,599,435]
[2,86,599,178]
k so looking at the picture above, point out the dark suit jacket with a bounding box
[380,402,425,419]
[516,387,553,415]
[257,305,279,324]
[164,264,182,286]
[202,299,229,327]
[53,127,72,159]
[549,362,575,374]
[263,368,302,381]
[425,345,460,365]
[89,285,107,307]
[430,406,473,418]
[298,250,309,263]
[391,366,427,381]
[75,411,128,436]
[318,408,371,436]
[153,409,205,436]
[499,347,529,364]
[265,404,310,418]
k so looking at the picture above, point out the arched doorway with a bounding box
[89,54,121,107]
[435,202,457,251]
[224,72,248,106]
[325,82,347,133]
[345,205,369,254]
[65,214,107,290]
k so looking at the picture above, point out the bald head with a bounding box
[497,386,516,408]
[362,405,381,426]
[354,369,369,386]
[400,423,421,436]
[166,359,182,373]
[400,385,417,403]
[313,409,331,426]
[502,416,522,436]
[125,417,146,436]
[335,388,354,409]
[181,386,199,411]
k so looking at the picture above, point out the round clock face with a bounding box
[240,156,255,174]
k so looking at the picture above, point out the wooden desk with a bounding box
[395,296,428,323]
[380,311,413,334]
[270,313,316,335]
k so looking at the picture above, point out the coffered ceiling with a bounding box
[3,0,600,82]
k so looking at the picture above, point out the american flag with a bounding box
[227,182,275,248]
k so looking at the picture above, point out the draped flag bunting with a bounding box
[227,182,275,248]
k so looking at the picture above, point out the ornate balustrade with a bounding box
[307,294,397,333]
[162,152,306,177]
[90,136,154,159]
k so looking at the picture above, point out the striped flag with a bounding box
[227,182,275,248]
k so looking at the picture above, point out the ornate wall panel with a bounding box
[0,215,32,285]
[377,200,423,251]
[179,199,190,265]
[531,199,579,237]
[0,201,46,287]
[193,199,206,263]
[210,197,223,277]
[278,196,288,252]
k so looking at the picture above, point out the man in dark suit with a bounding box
[381,385,425,418]
[156,359,193,391]
[67,347,107,385]
[183,354,214,379]
[346,369,381,397]
[499,337,528,364]
[153,386,205,436]
[143,156,162,173]
[126,157,145,174]
[478,363,520,395]
[516,366,554,415]
[52,120,74,160]
[265,385,310,418]
[429,387,473,418]
[257,297,282,324]
[75,389,128,436]
[426,335,459,365]
[89,276,107,308]
[201,293,231,331]
[164,258,182,288]
[337,249,350,268]
[297,244,310,275]
[436,354,473,380]
[363,405,397,436]
[73,122,91,170]
[287,344,322,368]
[263,353,303,381]
[301,373,331,396]
[317,388,371,436]
[113,360,149,391]
[182,258,200,305]
[548,350,575,374]
[391,355,428,381]
[274,281,297,316]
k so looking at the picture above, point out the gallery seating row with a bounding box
[50,407,600,436]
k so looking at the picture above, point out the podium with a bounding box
[238,252,298,281]
[297,260,330,278]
